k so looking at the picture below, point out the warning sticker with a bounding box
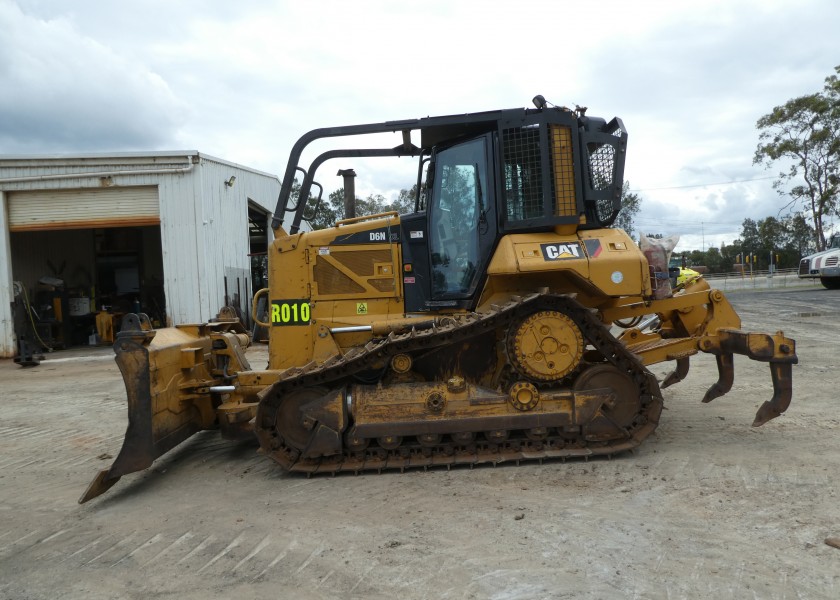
[356,302,368,315]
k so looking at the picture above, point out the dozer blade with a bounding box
[80,314,236,504]
[699,329,797,427]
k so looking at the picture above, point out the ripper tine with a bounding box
[753,362,794,427]
[702,353,734,404]
[662,357,690,389]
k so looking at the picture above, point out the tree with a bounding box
[394,184,423,213]
[309,186,420,230]
[380,184,421,215]
[612,181,641,240]
[739,218,761,251]
[307,186,339,230]
[757,216,784,253]
[279,178,336,230]
[781,213,816,256]
[730,214,815,269]
[754,66,840,251]
[719,241,741,272]
[702,246,723,271]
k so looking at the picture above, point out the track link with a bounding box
[254,294,663,474]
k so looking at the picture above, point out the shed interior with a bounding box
[11,225,165,349]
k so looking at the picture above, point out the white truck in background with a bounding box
[799,233,840,289]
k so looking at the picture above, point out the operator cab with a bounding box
[273,102,628,312]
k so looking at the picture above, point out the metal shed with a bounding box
[0,151,283,358]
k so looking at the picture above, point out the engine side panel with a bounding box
[484,228,650,298]
[267,216,404,371]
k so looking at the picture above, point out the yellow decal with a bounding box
[356,302,368,315]
[271,299,311,326]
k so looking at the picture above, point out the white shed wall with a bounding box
[155,166,203,324]
[0,192,15,357]
[198,157,277,321]
[157,155,279,324]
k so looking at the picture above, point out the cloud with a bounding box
[605,0,840,249]
[0,1,186,153]
[2,0,839,248]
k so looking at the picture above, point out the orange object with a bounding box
[96,312,115,343]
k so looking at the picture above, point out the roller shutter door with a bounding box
[8,186,160,231]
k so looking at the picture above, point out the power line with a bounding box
[629,175,777,192]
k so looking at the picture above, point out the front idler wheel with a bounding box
[574,365,641,439]
[275,387,329,451]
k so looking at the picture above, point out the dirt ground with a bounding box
[1,287,838,600]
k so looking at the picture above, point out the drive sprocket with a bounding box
[507,310,584,382]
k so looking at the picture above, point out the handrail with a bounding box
[335,211,399,227]
[252,288,271,327]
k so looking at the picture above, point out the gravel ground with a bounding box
[0,287,838,600]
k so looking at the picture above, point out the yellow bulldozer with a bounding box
[80,98,797,503]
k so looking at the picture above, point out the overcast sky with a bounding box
[2,0,839,251]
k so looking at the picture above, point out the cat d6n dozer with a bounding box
[80,98,797,503]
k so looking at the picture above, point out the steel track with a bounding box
[254,294,663,474]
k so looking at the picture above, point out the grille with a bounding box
[313,249,395,296]
[587,142,615,192]
[586,142,618,224]
[332,249,392,276]
[798,258,810,276]
[826,256,838,267]
[503,126,543,220]
[549,125,576,217]
[313,260,365,295]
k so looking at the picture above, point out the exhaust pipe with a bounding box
[337,168,356,220]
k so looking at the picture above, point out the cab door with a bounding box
[427,134,496,306]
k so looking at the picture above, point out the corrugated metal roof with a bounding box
[0,151,279,180]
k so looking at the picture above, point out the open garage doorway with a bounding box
[9,225,165,349]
